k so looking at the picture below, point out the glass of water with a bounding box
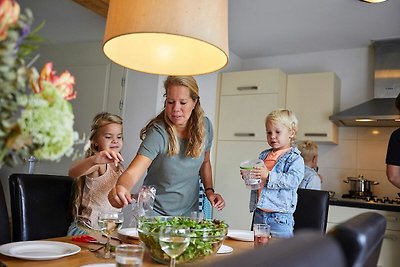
[115,244,144,267]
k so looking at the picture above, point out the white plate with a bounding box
[0,241,81,260]
[81,264,115,267]
[118,228,139,239]
[227,229,254,242]
[217,244,233,254]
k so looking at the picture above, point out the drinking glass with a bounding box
[97,211,124,258]
[115,244,144,267]
[159,225,190,267]
[253,223,271,247]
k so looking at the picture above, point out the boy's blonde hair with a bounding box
[297,140,318,163]
[265,109,298,143]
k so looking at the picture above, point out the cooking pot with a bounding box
[343,176,379,196]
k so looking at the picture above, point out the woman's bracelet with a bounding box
[205,187,215,193]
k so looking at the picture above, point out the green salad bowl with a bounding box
[138,216,228,265]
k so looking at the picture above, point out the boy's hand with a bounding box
[252,165,269,180]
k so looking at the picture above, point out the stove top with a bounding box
[341,194,400,205]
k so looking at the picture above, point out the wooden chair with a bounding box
[9,173,74,241]
[0,181,11,244]
[327,212,386,267]
[293,188,330,233]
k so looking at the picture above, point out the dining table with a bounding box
[0,233,263,267]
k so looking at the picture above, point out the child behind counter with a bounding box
[297,140,322,190]
[248,109,304,238]
[67,112,124,236]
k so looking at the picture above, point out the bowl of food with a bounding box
[138,216,228,265]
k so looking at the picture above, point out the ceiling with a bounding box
[18,0,400,60]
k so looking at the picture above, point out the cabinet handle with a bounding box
[304,133,328,137]
[237,86,258,91]
[384,234,399,241]
[234,133,256,137]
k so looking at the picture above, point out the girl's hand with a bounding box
[94,149,124,166]
[206,191,225,211]
[251,165,269,180]
[108,185,132,208]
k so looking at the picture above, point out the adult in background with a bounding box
[386,92,400,188]
[108,76,225,216]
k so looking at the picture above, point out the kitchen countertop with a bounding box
[329,198,400,212]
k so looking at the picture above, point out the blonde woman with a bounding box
[297,140,322,190]
[67,112,124,236]
[108,76,225,216]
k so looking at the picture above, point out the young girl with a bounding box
[297,140,322,190]
[67,112,124,236]
[249,109,304,238]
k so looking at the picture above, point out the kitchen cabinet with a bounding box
[286,72,340,144]
[217,69,287,141]
[213,69,287,229]
[327,205,400,267]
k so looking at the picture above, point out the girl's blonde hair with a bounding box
[265,109,298,144]
[140,76,205,158]
[72,112,123,220]
[297,140,318,163]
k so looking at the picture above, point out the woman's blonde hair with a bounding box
[265,109,298,144]
[297,140,318,163]
[72,112,123,220]
[140,76,205,158]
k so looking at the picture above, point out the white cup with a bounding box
[115,244,144,267]
[240,159,264,190]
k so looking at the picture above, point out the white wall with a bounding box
[238,47,397,198]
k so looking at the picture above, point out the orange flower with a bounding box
[0,0,20,41]
[34,62,77,100]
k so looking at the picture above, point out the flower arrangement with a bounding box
[0,0,79,167]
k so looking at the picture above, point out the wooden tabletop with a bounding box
[0,235,256,267]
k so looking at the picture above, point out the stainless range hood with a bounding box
[329,39,400,127]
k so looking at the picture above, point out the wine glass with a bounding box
[159,225,190,267]
[97,211,124,258]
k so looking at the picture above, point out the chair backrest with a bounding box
[9,173,74,241]
[293,188,330,233]
[0,181,11,244]
[327,212,386,267]
[199,230,346,267]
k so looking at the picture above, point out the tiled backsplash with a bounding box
[318,127,399,198]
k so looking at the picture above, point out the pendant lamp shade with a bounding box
[103,0,229,76]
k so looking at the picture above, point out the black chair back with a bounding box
[9,173,74,241]
[327,212,386,267]
[0,181,11,244]
[294,188,330,233]
[199,231,346,267]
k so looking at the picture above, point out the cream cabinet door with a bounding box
[220,69,287,96]
[213,140,266,229]
[217,94,281,141]
[286,72,340,143]
[327,205,400,267]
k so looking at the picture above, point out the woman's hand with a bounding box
[206,191,225,211]
[108,185,132,208]
[251,165,269,180]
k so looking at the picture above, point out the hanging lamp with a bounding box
[103,0,229,76]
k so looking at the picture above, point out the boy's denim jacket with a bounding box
[249,146,304,214]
